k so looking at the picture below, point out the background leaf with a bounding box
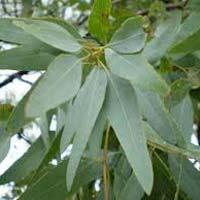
[89,0,111,44]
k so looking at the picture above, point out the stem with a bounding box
[103,125,110,200]
[174,156,183,200]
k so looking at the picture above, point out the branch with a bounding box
[137,0,189,15]
[0,71,29,88]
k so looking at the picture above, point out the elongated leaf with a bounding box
[136,89,176,143]
[0,136,46,185]
[144,122,200,161]
[170,13,200,54]
[40,17,82,40]
[5,76,43,135]
[0,126,10,164]
[89,0,111,43]
[171,51,200,68]
[187,0,200,12]
[19,159,102,200]
[0,129,61,185]
[66,68,107,190]
[0,104,13,122]
[14,20,81,53]
[113,155,144,200]
[109,17,146,54]
[6,93,33,134]
[0,18,36,44]
[105,49,168,95]
[87,105,107,157]
[26,55,82,117]
[143,11,181,63]
[113,155,132,198]
[171,95,193,145]
[60,102,76,152]
[169,155,200,200]
[166,79,191,107]
[105,74,153,194]
[118,174,144,200]
[0,45,56,70]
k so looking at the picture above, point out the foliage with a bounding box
[0,0,200,199]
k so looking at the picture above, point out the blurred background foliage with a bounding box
[0,0,200,199]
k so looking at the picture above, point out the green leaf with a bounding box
[113,155,132,199]
[6,92,33,134]
[14,20,82,53]
[0,128,62,185]
[0,18,37,44]
[0,136,46,185]
[108,17,146,54]
[0,126,10,164]
[105,49,168,95]
[170,13,200,54]
[66,68,107,190]
[0,45,56,70]
[26,55,82,117]
[39,17,82,40]
[88,0,111,44]
[187,0,200,12]
[19,159,102,200]
[136,89,176,143]
[0,104,13,122]
[171,95,193,145]
[143,11,181,63]
[144,122,200,161]
[105,74,153,194]
[118,174,144,200]
[113,155,144,200]
[60,101,76,152]
[5,76,44,135]
[56,104,68,133]
[171,51,200,68]
[87,105,107,157]
[166,79,191,107]
[169,155,200,200]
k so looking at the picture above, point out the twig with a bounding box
[17,132,32,145]
[17,76,33,85]
[103,125,110,200]
[0,71,29,88]
[137,0,189,15]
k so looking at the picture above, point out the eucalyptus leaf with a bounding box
[0,45,56,70]
[14,20,81,53]
[0,18,37,44]
[26,55,82,117]
[105,74,153,194]
[118,174,144,200]
[105,49,168,95]
[171,95,193,145]
[136,89,176,143]
[66,68,107,190]
[169,155,200,200]
[143,11,181,63]
[109,16,146,54]
[170,12,200,54]
[87,105,107,157]
[0,126,10,164]
[0,136,46,185]
[19,159,102,200]
[88,0,111,43]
